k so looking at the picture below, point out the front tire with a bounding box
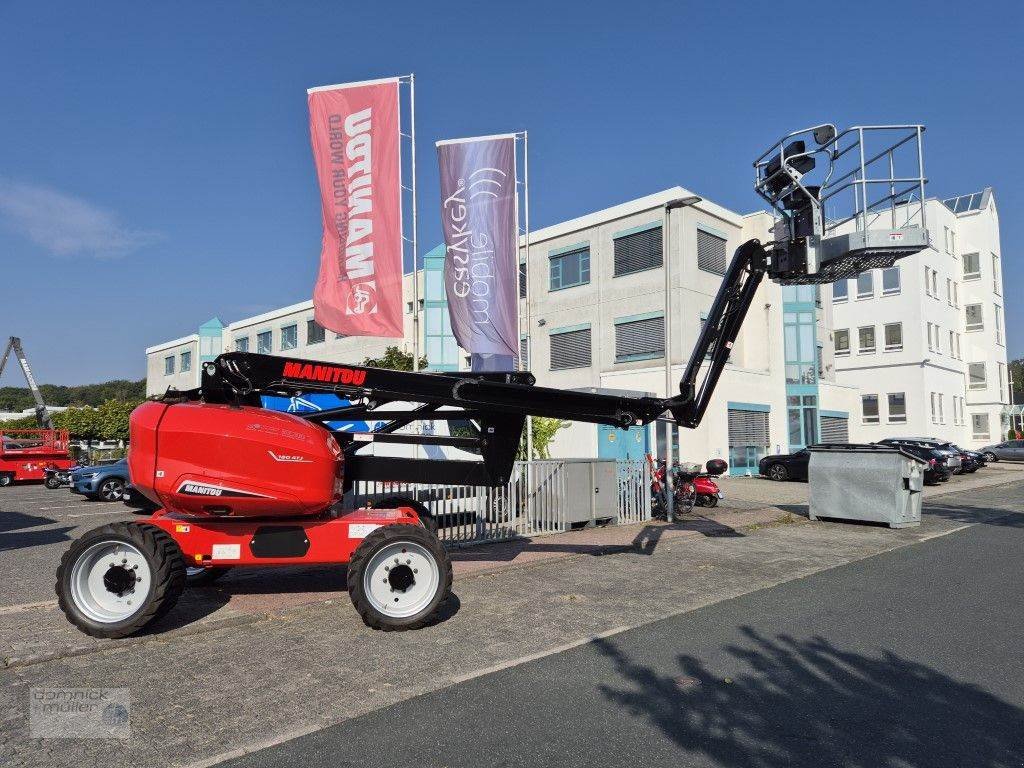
[0,473,12,487]
[347,524,451,631]
[984,452,998,463]
[56,522,186,638]
[98,477,126,502]
[45,475,62,489]
[768,464,789,481]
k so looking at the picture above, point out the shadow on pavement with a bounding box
[923,504,1024,529]
[594,627,1024,768]
[0,525,74,552]
[0,510,57,533]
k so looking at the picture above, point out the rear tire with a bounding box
[768,464,789,481]
[56,522,186,638]
[698,494,719,508]
[371,496,438,534]
[984,452,998,463]
[98,477,126,502]
[347,523,451,631]
[0,473,12,487]
[45,475,62,489]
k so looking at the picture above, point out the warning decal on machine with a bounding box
[348,523,381,539]
[211,544,241,560]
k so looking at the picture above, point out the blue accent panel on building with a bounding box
[612,220,661,239]
[727,401,770,413]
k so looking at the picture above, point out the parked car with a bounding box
[877,438,962,474]
[897,437,984,472]
[977,439,1024,463]
[70,459,130,501]
[873,440,951,484]
[759,447,813,482]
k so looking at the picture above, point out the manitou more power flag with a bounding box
[437,134,518,366]
[308,78,403,337]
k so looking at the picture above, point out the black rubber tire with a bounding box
[347,523,452,632]
[698,494,719,508]
[97,477,126,502]
[371,496,438,534]
[45,475,62,489]
[767,464,788,481]
[984,452,998,463]
[0,473,12,487]
[56,521,186,639]
[185,566,232,587]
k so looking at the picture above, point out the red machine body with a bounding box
[129,401,343,518]
[0,429,73,484]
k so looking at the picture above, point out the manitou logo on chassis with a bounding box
[180,483,223,496]
[282,361,367,386]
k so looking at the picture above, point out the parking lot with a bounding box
[3,464,1024,767]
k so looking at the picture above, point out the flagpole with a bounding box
[522,131,533,463]
[409,73,420,372]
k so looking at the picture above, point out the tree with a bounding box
[516,416,570,460]
[362,346,427,372]
[0,378,146,412]
[1009,358,1023,403]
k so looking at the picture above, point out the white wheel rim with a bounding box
[69,540,152,623]
[363,540,441,619]
[100,480,123,501]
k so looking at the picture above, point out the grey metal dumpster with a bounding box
[808,444,925,528]
[560,459,618,528]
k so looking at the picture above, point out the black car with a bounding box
[873,440,950,484]
[759,447,813,481]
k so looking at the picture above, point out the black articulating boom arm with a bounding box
[185,237,878,486]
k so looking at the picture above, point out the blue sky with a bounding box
[1,0,1021,385]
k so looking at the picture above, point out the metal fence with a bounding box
[349,459,651,547]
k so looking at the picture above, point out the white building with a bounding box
[830,188,1008,448]
[144,185,1007,467]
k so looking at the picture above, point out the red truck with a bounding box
[0,428,74,486]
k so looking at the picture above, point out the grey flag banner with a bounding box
[437,135,518,366]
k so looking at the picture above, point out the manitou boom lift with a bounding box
[56,124,931,638]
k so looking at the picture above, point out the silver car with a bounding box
[978,439,1024,462]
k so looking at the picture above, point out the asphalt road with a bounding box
[225,511,1024,768]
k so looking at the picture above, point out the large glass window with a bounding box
[280,324,298,351]
[992,254,1001,294]
[164,356,175,375]
[783,311,817,384]
[887,393,906,423]
[833,279,848,302]
[969,363,986,389]
[884,323,903,351]
[180,350,192,372]
[962,252,980,279]
[257,330,272,354]
[995,305,1003,345]
[965,303,983,331]
[861,395,879,424]
[235,336,249,353]
[972,413,990,440]
[306,319,325,345]
[856,271,873,298]
[549,247,590,291]
[834,329,850,356]
[858,326,876,354]
[786,394,818,449]
[881,267,900,295]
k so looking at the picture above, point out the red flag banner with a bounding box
[308,78,403,338]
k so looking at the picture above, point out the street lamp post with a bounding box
[662,195,702,523]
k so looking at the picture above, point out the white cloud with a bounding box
[0,179,161,259]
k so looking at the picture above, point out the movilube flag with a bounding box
[308,78,403,338]
[437,135,518,366]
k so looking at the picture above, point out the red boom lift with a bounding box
[55,124,931,637]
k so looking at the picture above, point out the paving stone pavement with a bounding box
[1,479,1020,768]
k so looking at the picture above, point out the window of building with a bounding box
[969,362,987,390]
[992,253,1001,294]
[972,413,990,440]
[519,337,529,369]
[549,247,590,291]
[164,355,175,375]
[784,311,817,384]
[406,301,414,314]
[834,329,850,356]
[955,333,962,359]
[887,393,907,424]
[549,326,592,370]
[816,343,824,380]
[519,261,527,298]
[944,226,951,254]
[930,269,938,297]
[882,266,900,295]
[180,350,192,372]
[995,305,1003,345]
[965,303,983,331]
[257,330,272,354]
[926,323,934,351]
[963,252,980,279]
[786,395,818,449]
[729,406,771,471]
[697,228,728,275]
[856,271,873,299]
[953,282,959,307]
[884,322,903,351]
[949,330,956,359]
[280,324,298,351]
[861,394,879,424]
[613,225,661,276]
[858,325,876,354]
[833,279,848,302]
[235,336,249,353]
[946,278,952,305]
[930,393,938,424]
[938,394,944,424]
[998,362,1006,401]
[950,230,956,256]
[614,314,665,362]
[306,319,325,345]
